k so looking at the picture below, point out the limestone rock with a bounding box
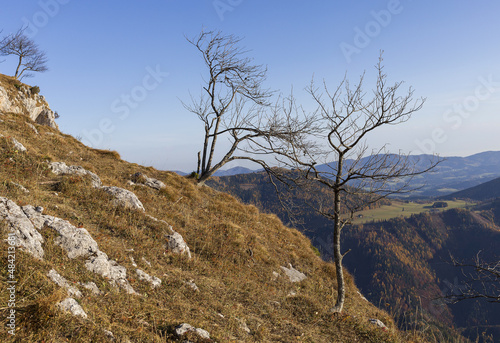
[369,318,388,330]
[101,186,145,211]
[22,206,99,259]
[0,83,58,129]
[85,251,137,295]
[26,122,38,134]
[57,297,87,319]
[183,279,199,292]
[10,181,29,193]
[280,264,307,283]
[175,323,210,340]
[79,281,102,295]
[47,269,82,298]
[0,197,44,259]
[48,162,102,188]
[131,172,166,190]
[11,138,27,152]
[166,230,192,259]
[136,269,162,288]
[103,329,115,341]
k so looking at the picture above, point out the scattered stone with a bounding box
[237,317,251,334]
[175,323,211,340]
[136,269,162,288]
[103,329,115,341]
[79,281,102,295]
[183,279,199,292]
[101,186,145,211]
[10,181,29,193]
[166,230,192,259]
[48,162,102,188]
[280,264,307,283]
[0,197,45,259]
[11,137,27,152]
[137,319,151,327]
[271,271,280,281]
[131,172,166,190]
[130,256,138,267]
[57,297,87,319]
[146,215,171,227]
[47,269,82,298]
[369,318,388,331]
[85,251,137,295]
[26,122,38,134]
[141,257,152,267]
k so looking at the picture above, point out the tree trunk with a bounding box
[331,189,345,313]
[331,157,345,313]
[14,55,22,79]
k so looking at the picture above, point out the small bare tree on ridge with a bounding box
[184,30,317,185]
[0,32,48,80]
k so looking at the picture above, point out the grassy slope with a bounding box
[0,78,420,342]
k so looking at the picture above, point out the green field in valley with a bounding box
[350,200,474,224]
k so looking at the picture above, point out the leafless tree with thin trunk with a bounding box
[0,28,24,63]
[0,32,48,80]
[249,54,441,313]
[445,252,500,304]
[184,30,317,185]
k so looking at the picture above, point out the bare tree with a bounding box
[0,28,25,63]
[0,32,48,79]
[250,55,441,313]
[445,252,500,303]
[184,30,317,185]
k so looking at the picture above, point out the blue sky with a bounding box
[1,1,499,171]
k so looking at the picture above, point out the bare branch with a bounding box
[0,31,48,79]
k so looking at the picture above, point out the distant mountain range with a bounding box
[173,166,256,177]
[180,151,500,198]
[440,176,500,201]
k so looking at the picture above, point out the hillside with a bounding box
[209,172,500,342]
[440,176,500,201]
[0,75,419,342]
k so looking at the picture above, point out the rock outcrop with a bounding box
[102,186,145,211]
[47,269,83,298]
[130,172,166,190]
[175,323,211,340]
[280,264,307,283]
[0,197,45,259]
[0,81,58,129]
[49,162,102,188]
[57,297,88,319]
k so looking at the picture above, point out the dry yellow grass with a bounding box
[0,101,427,342]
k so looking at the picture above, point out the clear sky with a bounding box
[1,1,499,172]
